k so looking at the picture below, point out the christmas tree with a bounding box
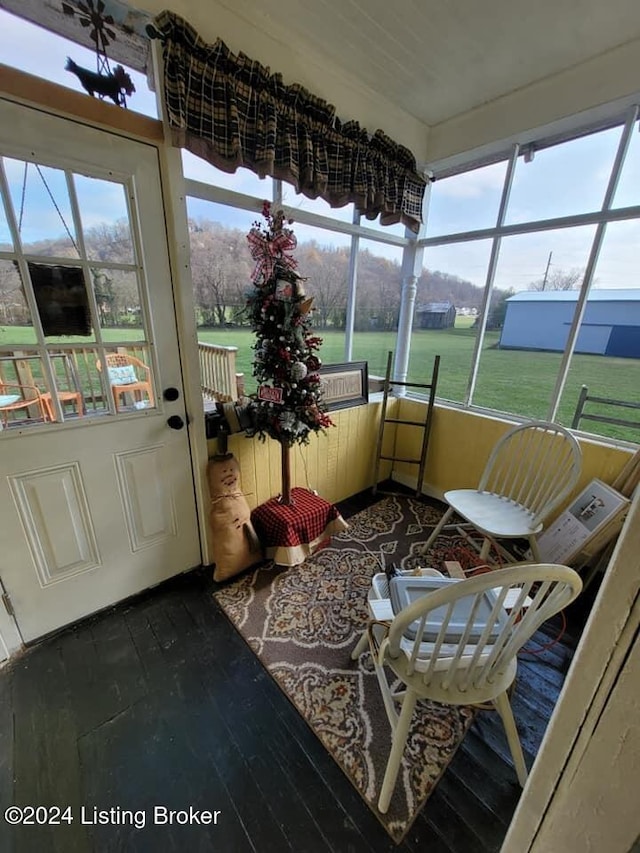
[246,202,333,504]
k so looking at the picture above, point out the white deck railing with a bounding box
[197,342,242,402]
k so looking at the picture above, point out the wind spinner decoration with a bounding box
[62,0,135,107]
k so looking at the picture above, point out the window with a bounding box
[289,222,352,368]
[185,172,412,400]
[0,9,157,118]
[556,221,640,441]
[505,127,621,224]
[472,226,596,419]
[352,240,404,378]
[182,152,271,198]
[426,161,508,236]
[421,113,640,444]
[408,240,493,403]
[0,153,157,428]
[281,185,355,224]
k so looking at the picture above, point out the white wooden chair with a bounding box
[423,421,582,562]
[366,563,582,813]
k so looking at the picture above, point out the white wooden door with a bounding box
[0,100,201,642]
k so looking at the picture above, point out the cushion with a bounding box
[108,365,138,386]
[0,394,22,406]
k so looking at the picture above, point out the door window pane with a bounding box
[5,159,79,257]
[0,349,53,429]
[27,262,92,339]
[409,240,493,403]
[0,259,36,342]
[76,176,135,264]
[505,128,621,224]
[99,346,155,414]
[427,161,508,237]
[472,226,596,419]
[91,268,145,341]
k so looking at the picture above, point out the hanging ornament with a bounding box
[258,386,284,404]
[290,362,308,382]
[275,279,294,301]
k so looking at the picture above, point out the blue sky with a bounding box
[1,9,638,292]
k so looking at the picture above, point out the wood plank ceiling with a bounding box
[210,0,640,126]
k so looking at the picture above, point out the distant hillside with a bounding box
[3,219,485,330]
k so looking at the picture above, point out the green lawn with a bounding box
[196,325,640,443]
[3,325,638,443]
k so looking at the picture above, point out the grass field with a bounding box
[2,324,638,442]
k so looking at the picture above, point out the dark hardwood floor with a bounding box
[0,486,582,853]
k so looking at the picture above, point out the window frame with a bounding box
[183,106,640,450]
[415,104,640,448]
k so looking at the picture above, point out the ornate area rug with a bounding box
[214,496,475,843]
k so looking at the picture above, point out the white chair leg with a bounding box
[492,690,528,787]
[479,536,492,561]
[373,654,400,731]
[528,535,542,562]
[378,689,418,814]
[423,505,454,551]
[351,629,369,660]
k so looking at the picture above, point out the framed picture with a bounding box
[318,362,369,411]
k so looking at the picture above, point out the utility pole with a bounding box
[542,251,552,290]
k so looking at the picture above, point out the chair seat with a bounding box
[41,391,83,420]
[446,489,543,538]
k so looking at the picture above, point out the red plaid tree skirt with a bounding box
[251,487,349,567]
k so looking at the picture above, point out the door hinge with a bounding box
[1,589,14,617]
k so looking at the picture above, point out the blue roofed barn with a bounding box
[499,289,640,357]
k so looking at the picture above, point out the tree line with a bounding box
[188,217,489,331]
[0,217,585,332]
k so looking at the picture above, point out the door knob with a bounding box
[167,415,185,430]
[163,387,180,401]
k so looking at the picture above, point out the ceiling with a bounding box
[209,0,640,128]
[4,0,640,161]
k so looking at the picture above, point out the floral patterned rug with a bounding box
[213,495,476,843]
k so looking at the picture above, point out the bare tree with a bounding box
[189,220,251,326]
[529,267,584,291]
[297,243,349,329]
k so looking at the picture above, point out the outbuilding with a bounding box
[416,301,456,329]
[499,289,640,357]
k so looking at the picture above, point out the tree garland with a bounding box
[246,202,333,447]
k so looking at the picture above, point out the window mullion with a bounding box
[344,207,361,361]
[465,143,519,406]
[547,105,639,421]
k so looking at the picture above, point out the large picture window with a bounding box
[419,109,640,444]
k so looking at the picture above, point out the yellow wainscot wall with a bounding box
[393,399,635,506]
[205,398,396,511]
[206,396,633,527]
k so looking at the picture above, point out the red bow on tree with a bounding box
[247,229,298,283]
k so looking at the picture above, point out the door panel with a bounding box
[0,100,201,641]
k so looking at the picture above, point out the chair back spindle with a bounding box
[385,565,581,698]
[479,422,582,527]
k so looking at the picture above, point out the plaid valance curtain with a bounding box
[154,11,428,233]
